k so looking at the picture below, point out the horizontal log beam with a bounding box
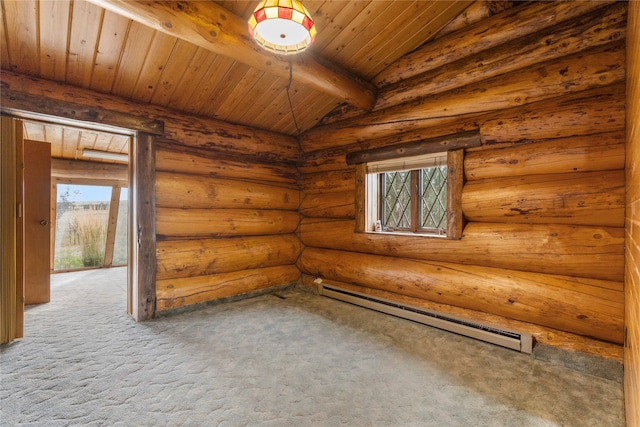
[346,130,481,165]
[300,41,624,149]
[374,0,615,86]
[156,265,300,310]
[300,191,355,219]
[375,3,627,112]
[157,208,299,238]
[155,144,298,188]
[87,0,377,110]
[462,170,625,227]
[464,131,625,180]
[300,82,625,154]
[157,234,300,280]
[51,158,128,182]
[1,72,300,163]
[156,171,300,210]
[326,3,626,124]
[299,218,624,282]
[298,248,623,343]
[0,88,163,135]
[299,169,355,194]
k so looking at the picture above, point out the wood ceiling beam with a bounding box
[87,0,377,111]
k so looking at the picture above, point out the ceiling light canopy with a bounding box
[248,0,316,55]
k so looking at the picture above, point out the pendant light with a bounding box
[248,0,316,55]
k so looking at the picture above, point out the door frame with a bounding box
[0,102,161,337]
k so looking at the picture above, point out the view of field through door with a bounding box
[53,184,128,271]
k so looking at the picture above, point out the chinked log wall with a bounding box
[297,1,627,344]
[0,71,302,312]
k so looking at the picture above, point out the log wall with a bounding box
[625,1,640,424]
[298,1,626,345]
[0,71,302,312]
[153,130,301,311]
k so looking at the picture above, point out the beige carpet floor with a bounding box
[1,267,625,426]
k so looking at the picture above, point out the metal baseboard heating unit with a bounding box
[319,284,533,354]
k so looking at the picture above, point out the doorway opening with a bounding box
[2,103,159,343]
[20,118,133,310]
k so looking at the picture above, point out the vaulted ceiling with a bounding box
[2,0,480,159]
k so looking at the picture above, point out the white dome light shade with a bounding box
[248,0,316,55]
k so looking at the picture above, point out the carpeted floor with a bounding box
[1,267,625,426]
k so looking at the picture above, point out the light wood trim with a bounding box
[103,186,121,267]
[354,164,366,233]
[447,149,464,240]
[1,115,23,343]
[50,182,56,272]
[87,0,377,110]
[346,130,481,165]
[129,132,156,321]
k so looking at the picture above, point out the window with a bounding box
[351,131,479,240]
[379,162,448,234]
[362,151,460,237]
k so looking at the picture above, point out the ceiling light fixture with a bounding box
[82,149,129,163]
[248,0,316,55]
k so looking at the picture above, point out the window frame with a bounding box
[356,149,465,239]
[350,130,480,240]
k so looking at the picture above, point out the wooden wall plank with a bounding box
[38,0,71,82]
[2,0,38,75]
[91,10,131,93]
[625,1,640,424]
[66,1,103,88]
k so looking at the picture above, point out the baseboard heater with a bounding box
[319,284,533,354]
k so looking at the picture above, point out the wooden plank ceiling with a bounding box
[1,0,472,160]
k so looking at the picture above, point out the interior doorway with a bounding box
[1,111,157,343]
[20,119,132,320]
